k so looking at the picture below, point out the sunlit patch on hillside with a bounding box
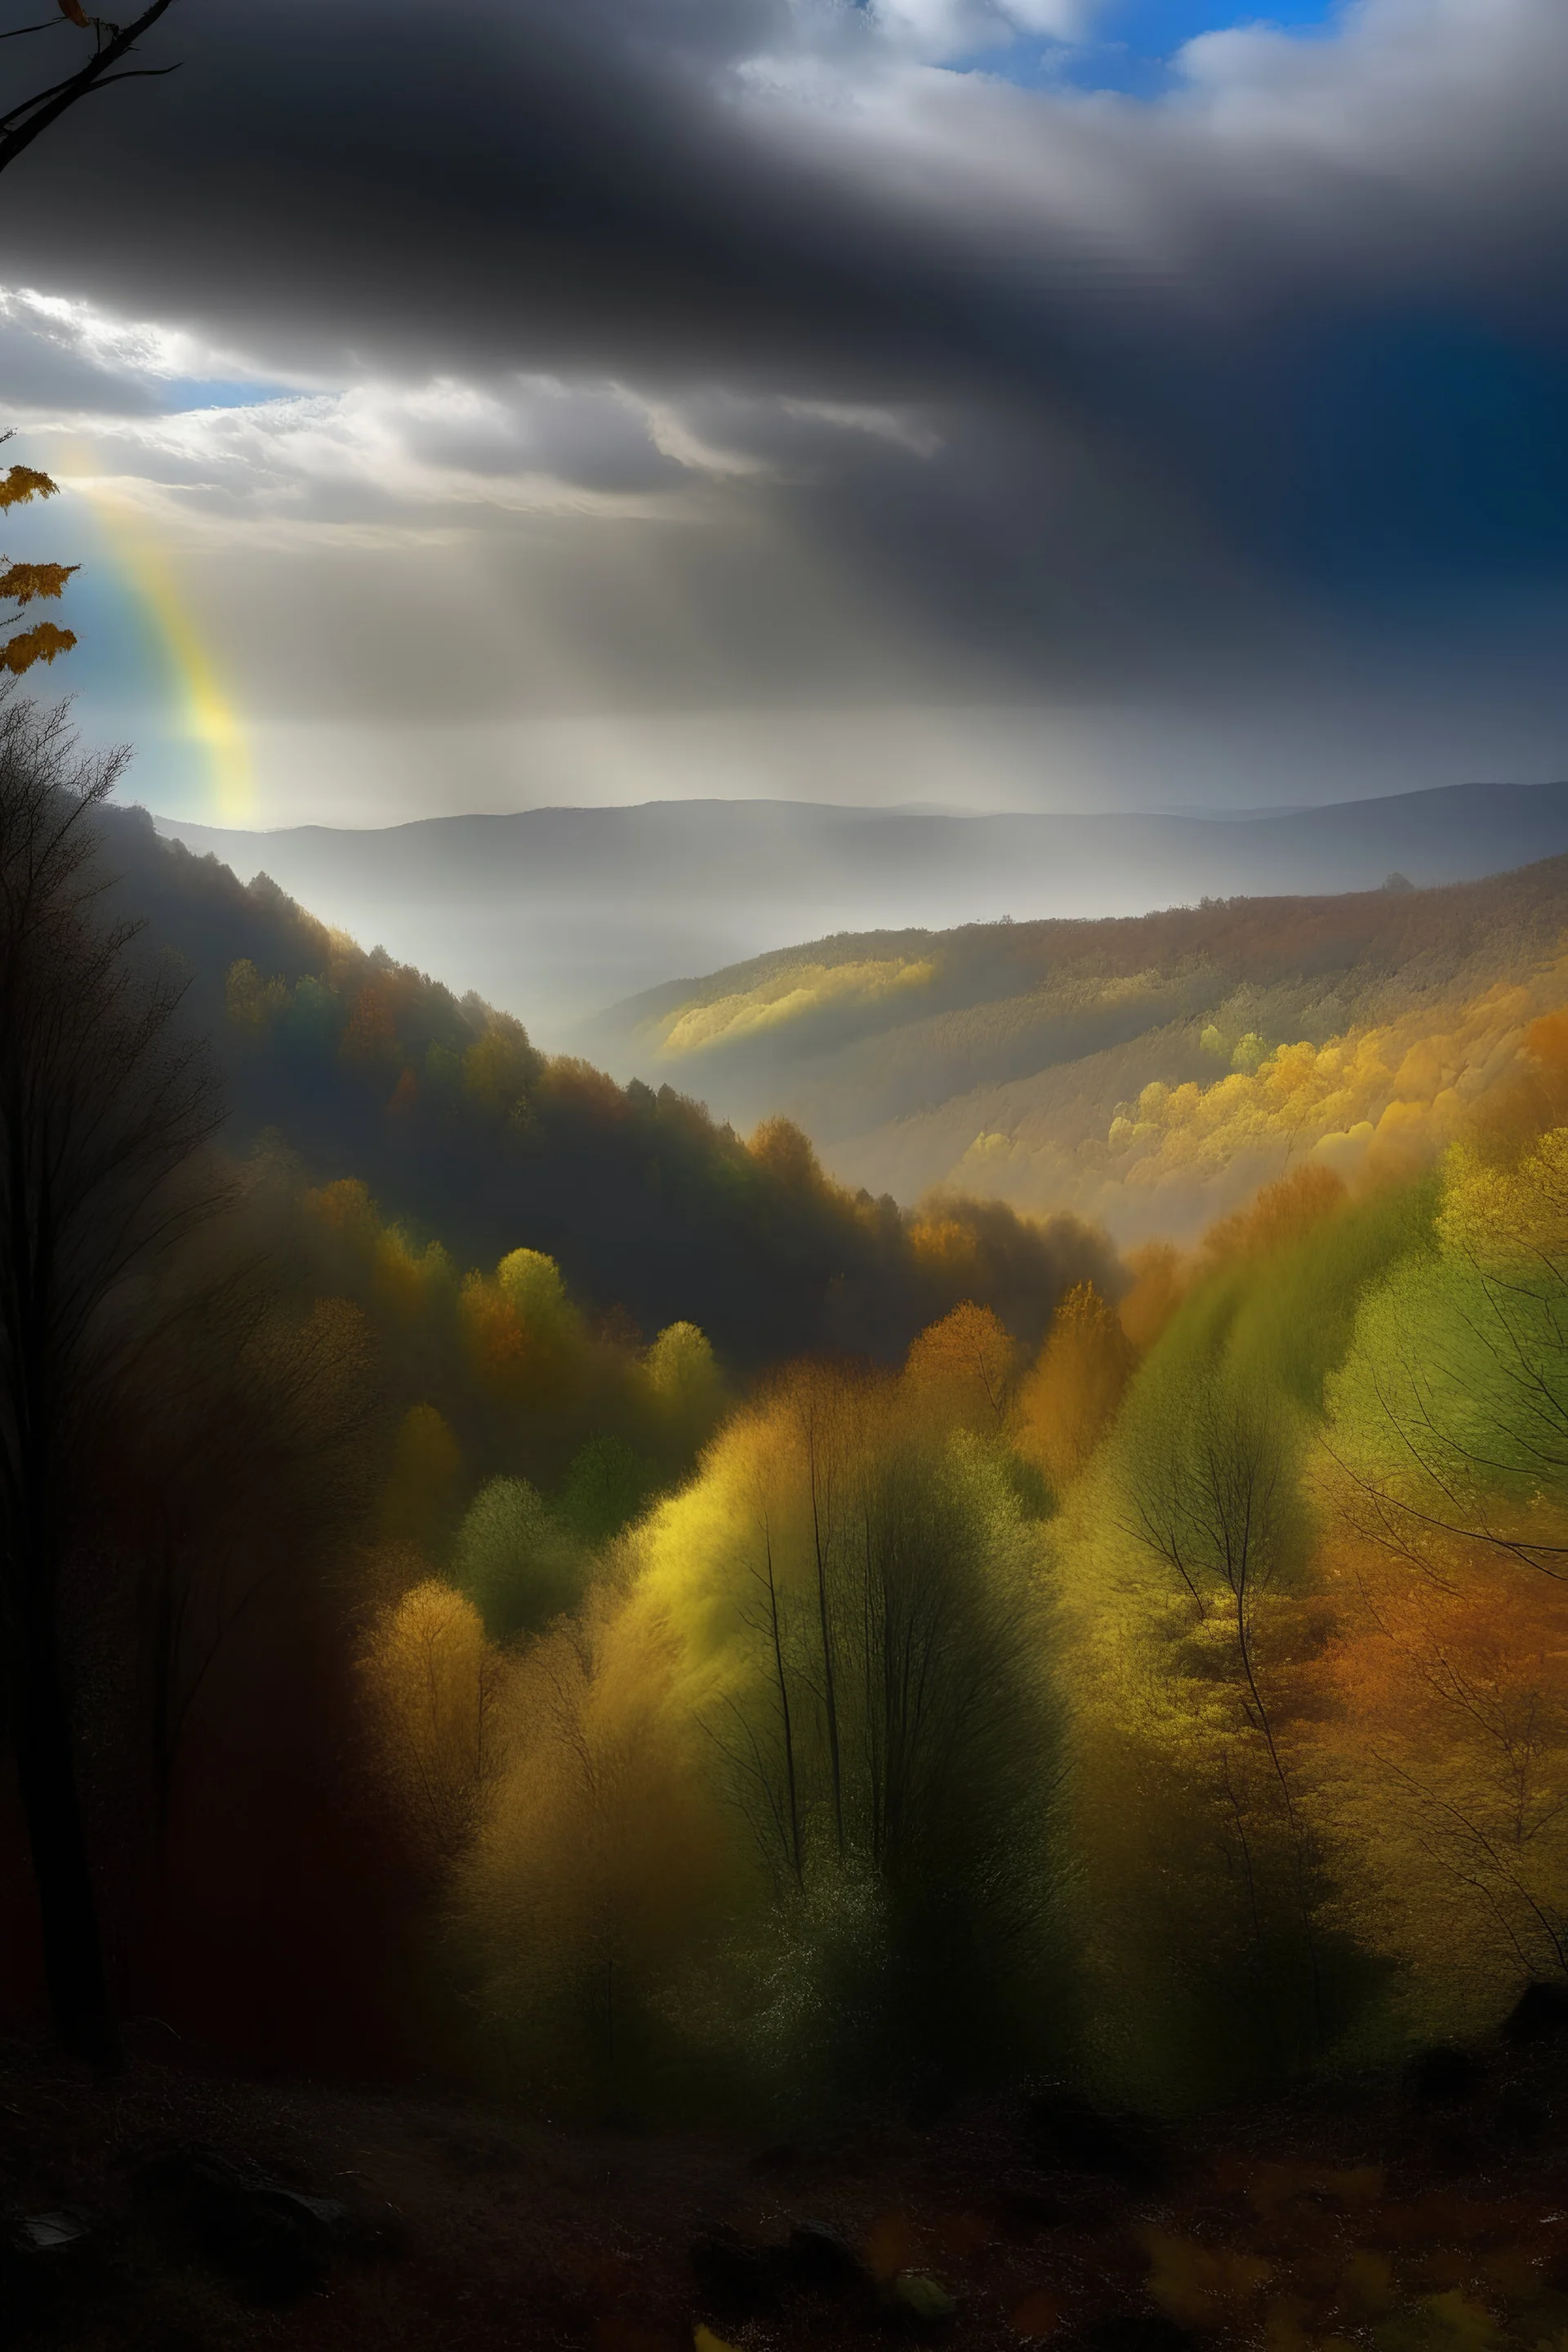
[955,951,1568,1239]
[654,956,937,1058]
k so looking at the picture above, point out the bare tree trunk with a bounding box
[760,1515,803,1883]
[803,1404,844,1858]
[13,1606,120,2067]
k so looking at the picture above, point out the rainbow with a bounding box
[52,445,255,825]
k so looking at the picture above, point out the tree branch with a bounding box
[0,0,178,178]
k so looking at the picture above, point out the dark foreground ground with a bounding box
[3,2008,1568,2352]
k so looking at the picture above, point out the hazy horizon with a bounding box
[154,781,1568,1042]
[142,771,1568,837]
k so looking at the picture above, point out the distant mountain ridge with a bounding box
[157,780,1568,1043]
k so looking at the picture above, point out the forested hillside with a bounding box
[96,799,1111,1367]
[11,724,1568,2191]
[585,858,1568,1241]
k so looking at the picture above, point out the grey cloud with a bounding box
[0,0,1559,393]
[394,381,687,497]
[0,317,173,414]
[2,0,1566,813]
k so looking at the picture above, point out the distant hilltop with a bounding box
[157,779,1568,1042]
[581,849,1568,1247]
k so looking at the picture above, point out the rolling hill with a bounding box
[158,779,1568,1042]
[581,854,1568,1245]
[92,797,1115,1367]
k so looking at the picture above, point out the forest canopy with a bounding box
[8,740,1568,2124]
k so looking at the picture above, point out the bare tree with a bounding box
[0,1,186,683]
[1121,1371,1325,2047]
[0,691,221,2065]
[0,1,180,182]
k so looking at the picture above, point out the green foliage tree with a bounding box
[1054,1171,1429,2106]
[639,1360,1060,2095]
[558,1433,659,1548]
[1312,1131,1568,2031]
[452,1477,586,1642]
[1325,1132,1568,1580]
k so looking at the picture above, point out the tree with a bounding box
[639,1356,1058,2089]
[0,694,221,2065]
[0,2,185,679]
[1016,1280,1132,1488]
[452,1475,586,1642]
[0,1,180,183]
[1313,1129,1568,2026]
[903,1300,1016,1437]
[454,1591,725,2110]
[0,448,79,678]
[1095,1314,1331,2082]
[359,1581,509,1870]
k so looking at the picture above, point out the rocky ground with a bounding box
[3,1997,1568,2351]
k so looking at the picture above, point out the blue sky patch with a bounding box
[962,0,1341,96]
[158,376,299,413]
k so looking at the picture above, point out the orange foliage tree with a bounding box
[1310,1124,1568,2033]
[1015,1281,1133,1490]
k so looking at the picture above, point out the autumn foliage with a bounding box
[13,742,1568,2123]
[0,462,78,677]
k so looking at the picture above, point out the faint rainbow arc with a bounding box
[56,444,255,825]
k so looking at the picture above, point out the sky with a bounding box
[0,0,1566,827]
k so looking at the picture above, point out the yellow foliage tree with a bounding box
[452,1588,727,2105]
[459,1246,584,1410]
[644,1318,724,1452]
[1118,1242,1185,1353]
[628,1349,1058,2082]
[748,1115,822,1189]
[902,1300,1015,1436]
[359,1581,510,1868]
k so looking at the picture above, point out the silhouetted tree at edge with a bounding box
[0,695,221,2067]
[0,0,180,184]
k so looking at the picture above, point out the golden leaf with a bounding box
[0,465,60,510]
[0,621,77,675]
[0,561,78,605]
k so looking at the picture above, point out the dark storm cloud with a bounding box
[0,0,930,385]
[2,0,1566,782]
[0,1,1561,388]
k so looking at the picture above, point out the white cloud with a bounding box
[726,0,1568,318]
[0,274,956,546]
[0,284,279,390]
